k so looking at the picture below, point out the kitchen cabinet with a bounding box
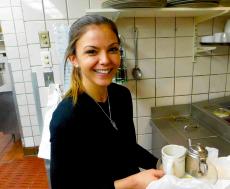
[86,7,230,62]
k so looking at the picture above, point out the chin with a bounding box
[96,79,113,87]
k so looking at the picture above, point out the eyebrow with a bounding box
[84,42,120,49]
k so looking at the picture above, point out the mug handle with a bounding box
[166,159,174,175]
[199,160,208,176]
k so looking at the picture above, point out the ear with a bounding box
[69,55,79,68]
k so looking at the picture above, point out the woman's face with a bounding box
[72,24,120,89]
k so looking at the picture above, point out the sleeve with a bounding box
[50,101,115,189]
[135,144,158,169]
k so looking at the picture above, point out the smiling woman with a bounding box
[49,14,164,189]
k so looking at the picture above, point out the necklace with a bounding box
[93,95,118,130]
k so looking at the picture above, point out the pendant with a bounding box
[111,120,118,130]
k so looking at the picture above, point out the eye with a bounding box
[109,47,119,54]
[85,49,97,55]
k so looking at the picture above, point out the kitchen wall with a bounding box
[0,0,230,152]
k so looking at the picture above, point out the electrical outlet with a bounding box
[38,31,51,48]
[40,51,52,67]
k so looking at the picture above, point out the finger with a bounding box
[152,169,165,177]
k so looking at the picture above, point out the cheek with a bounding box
[113,56,121,67]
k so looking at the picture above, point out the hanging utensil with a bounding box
[132,27,142,80]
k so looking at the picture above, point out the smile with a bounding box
[94,69,112,74]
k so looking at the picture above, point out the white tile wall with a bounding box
[20,115,31,127]
[21,0,44,21]
[211,55,228,74]
[116,18,134,39]
[192,76,209,94]
[175,57,193,77]
[19,45,29,58]
[8,59,22,71]
[5,46,20,59]
[138,38,155,59]
[24,21,45,44]
[176,17,193,37]
[66,0,89,18]
[194,56,211,75]
[0,0,10,7]
[176,37,193,57]
[26,94,35,104]
[14,20,25,33]
[137,79,155,98]
[156,97,173,106]
[175,95,191,105]
[24,136,34,147]
[156,58,174,78]
[138,59,155,79]
[0,7,13,20]
[12,7,23,20]
[12,70,24,82]
[16,94,27,105]
[156,78,174,97]
[30,115,39,125]
[156,17,175,37]
[22,126,32,137]
[11,0,21,6]
[137,117,152,134]
[3,34,17,46]
[210,74,226,92]
[16,33,27,46]
[156,38,174,58]
[136,18,155,38]
[192,94,208,102]
[43,0,67,19]
[175,77,192,95]
[2,1,230,150]
[137,98,155,117]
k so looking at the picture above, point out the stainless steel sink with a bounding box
[151,103,230,158]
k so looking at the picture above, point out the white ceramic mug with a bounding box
[225,19,230,33]
[161,144,187,178]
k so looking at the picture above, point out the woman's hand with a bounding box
[114,169,164,189]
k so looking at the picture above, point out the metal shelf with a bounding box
[86,7,230,23]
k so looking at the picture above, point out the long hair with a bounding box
[64,15,120,105]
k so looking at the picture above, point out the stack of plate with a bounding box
[102,0,167,8]
[167,0,220,7]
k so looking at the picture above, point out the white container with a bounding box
[200,35,214,43]
[224,19,230,33]
[214,32,224,43]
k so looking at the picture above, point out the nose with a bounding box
[99,51,110,65]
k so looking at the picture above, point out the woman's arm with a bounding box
[114,169,164,189]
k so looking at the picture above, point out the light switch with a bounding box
[40,51,52,67]
[38,31,51,48]
[44,72,54,87]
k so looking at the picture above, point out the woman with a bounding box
[50,14,164,189]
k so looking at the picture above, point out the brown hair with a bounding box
[64,15,120,105]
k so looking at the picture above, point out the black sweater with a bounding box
[50,83,158,189]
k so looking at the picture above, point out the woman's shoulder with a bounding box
[50,97,75,127]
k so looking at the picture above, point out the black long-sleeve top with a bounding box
[50,83,158,189]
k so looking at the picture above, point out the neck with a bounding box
[83,85,108,102]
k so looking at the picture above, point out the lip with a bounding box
[94,68,115,79]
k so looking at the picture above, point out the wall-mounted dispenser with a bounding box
[0,62,5,86]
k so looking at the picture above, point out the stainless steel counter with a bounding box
[151,103,230,159]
